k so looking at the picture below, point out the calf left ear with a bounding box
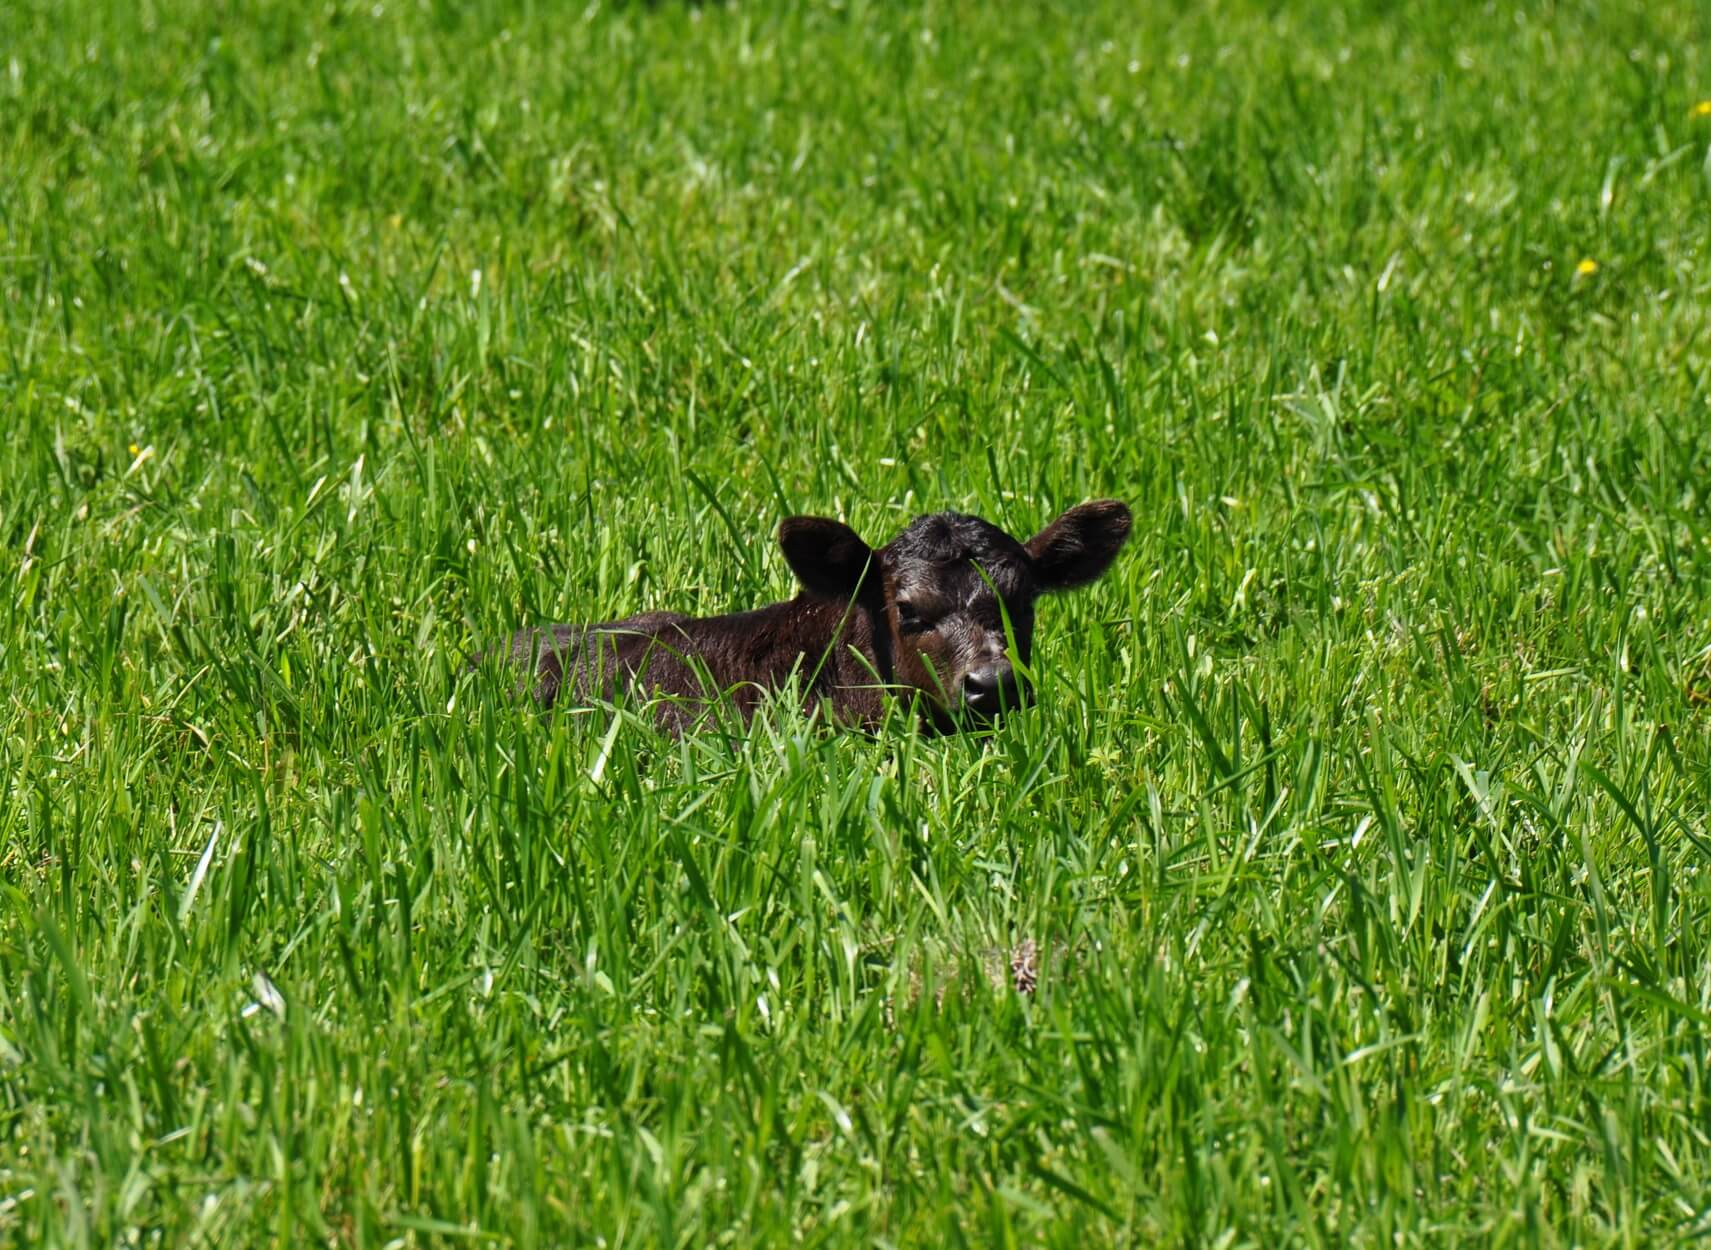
[779,516,875,598]
[1025,500,1132,591]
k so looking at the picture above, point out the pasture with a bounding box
[3,0,1711,1244]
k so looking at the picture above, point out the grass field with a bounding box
[5,0,1711,1244]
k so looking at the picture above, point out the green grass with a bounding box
[4,0,1711,1243]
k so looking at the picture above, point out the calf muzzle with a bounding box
[961,662,1025,718]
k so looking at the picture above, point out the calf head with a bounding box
[779,500,1132,728]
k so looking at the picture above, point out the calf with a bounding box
[492,500,1131,732]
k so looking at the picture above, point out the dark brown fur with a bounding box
[488,501,1131,733]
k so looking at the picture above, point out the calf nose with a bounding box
[962,663,1020,717]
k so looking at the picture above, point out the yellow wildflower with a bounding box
[128,443,140,456]
[1693,100,1711,118]
[1575,258,1599,277]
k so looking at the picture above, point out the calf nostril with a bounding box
[962,665,1019,714]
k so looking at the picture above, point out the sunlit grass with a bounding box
[3,0,1711,1245]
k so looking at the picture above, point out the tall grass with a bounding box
[3,0,1710,1244]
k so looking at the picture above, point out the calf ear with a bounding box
[778,516,875,598]
[1025,500,1132,591]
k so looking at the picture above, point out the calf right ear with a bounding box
[779,516,875,598]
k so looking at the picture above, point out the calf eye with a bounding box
[896,602,929,634]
